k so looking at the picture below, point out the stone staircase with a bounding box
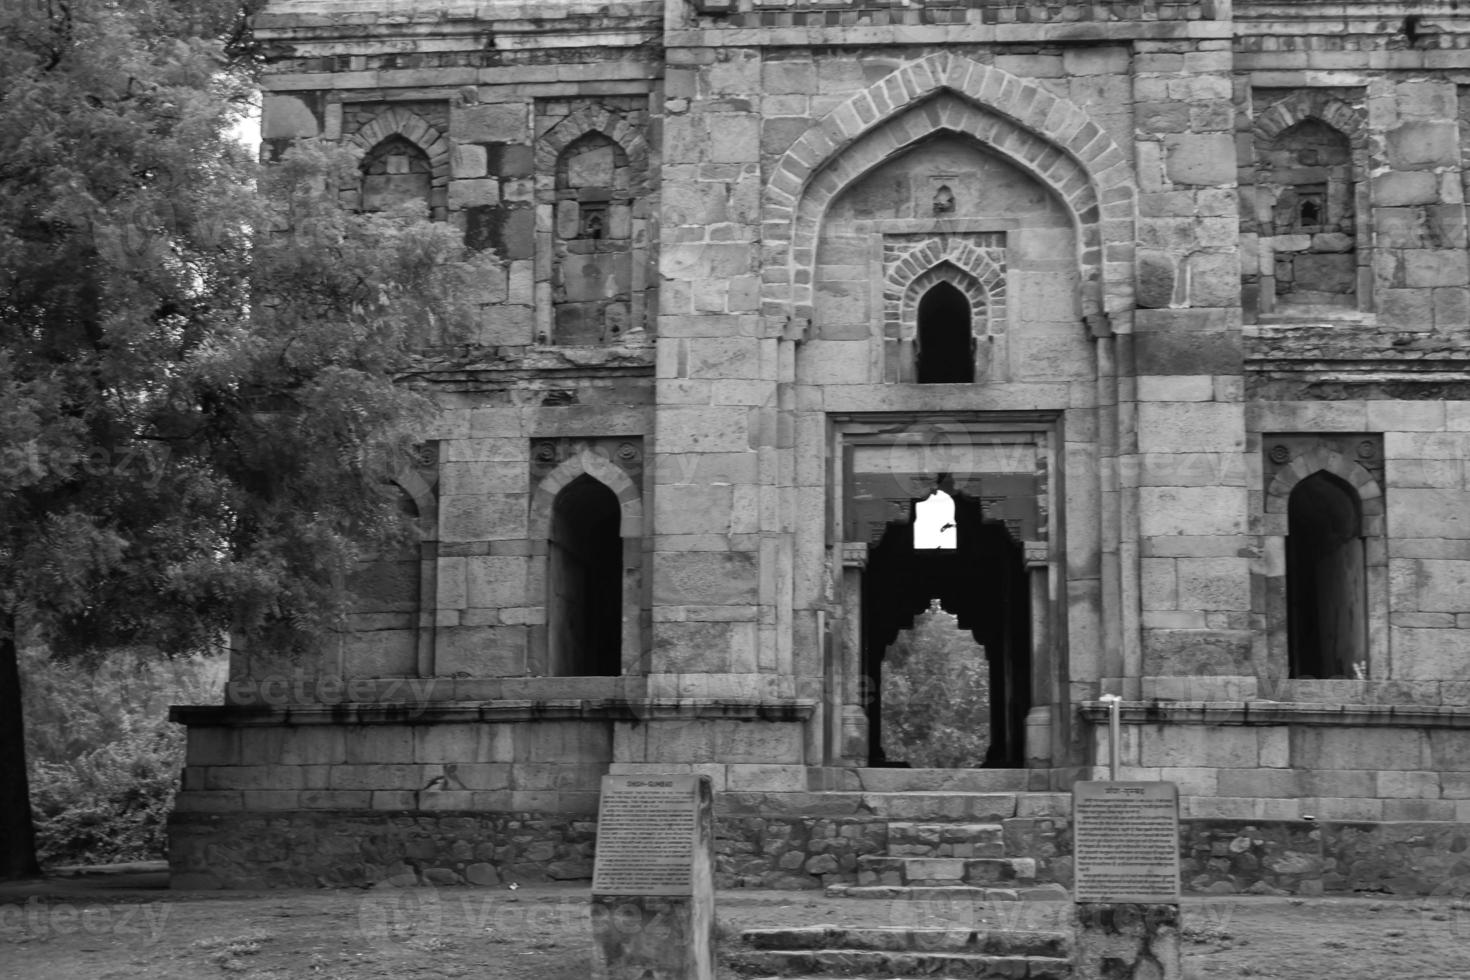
[727,781,1077,978]
[826,818,1069,901]
[816,786,1073,902]
[726,924,1074,978]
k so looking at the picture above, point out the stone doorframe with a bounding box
[824,412,1065,769]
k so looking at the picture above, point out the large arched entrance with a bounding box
[861,486,1030,767]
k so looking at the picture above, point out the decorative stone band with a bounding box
[1079,699,1470,728]
[170,697,818,727]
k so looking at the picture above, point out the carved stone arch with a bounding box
[346,106,451,183]
[1265,449,1383,518]
[529,449,643,541]
[389,469,439,541]
[343,107,450,219]
[536,106,650,195]
[530,447,644,676]
[1249,91,1369,313]
[763,52,1135,323]
[1261,448,1386,681]
[1252,91,1368,151]
[900,261,989,342]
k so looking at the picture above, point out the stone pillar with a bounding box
[1074,904,1182,980]
[1128,37,1252,707]
[590,775,715,980]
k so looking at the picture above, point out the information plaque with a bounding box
[591,774,704,896]
[1072,780,1181,903]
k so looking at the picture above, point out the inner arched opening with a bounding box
[548,475,623,676]
[863,489,1029,768]
[916,282,974,383]
[1287,471,1365,679]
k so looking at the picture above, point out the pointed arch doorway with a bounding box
[832,417,1059,773]
[862,486,1030,767]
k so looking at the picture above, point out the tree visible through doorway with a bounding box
[880,599,991,767]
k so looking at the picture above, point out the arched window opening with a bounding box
[359,136,432,217]
[1287,471,1366,679]
[548,476,623,676]
[916,282,974,384]
[914,488,958,550]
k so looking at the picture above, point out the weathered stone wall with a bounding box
[169,810,598,889]
[170,803,1470,897]
[1182,819,1470,897]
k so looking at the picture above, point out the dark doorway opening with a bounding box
[548,475,622,676]
[1287,471,1365,679]
[861,486,1030,767]
[916,282,974,384]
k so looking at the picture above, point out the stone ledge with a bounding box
[171,697,818,727]
[1080,699,1470,728]
[665,21,1232,47]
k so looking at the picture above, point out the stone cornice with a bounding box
[1080,699,1470,728]
[171,697,818,726]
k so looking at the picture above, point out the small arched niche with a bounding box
[359,135,432,217]
[916,282,974,384]
[547,474,623,676]
[1287,471,1366,679]
[1257,117,1357,311]
[552,132,634,345]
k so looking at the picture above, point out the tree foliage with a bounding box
[881,602,992,768]
[0,0,494,876]
[23,645,226,865]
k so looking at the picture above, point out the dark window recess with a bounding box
[1287,471,1366,680]
[916,282,974,384]
[547,475,623,676]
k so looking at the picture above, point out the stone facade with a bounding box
[173,0,1470,895]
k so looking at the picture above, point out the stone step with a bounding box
[720,790,1071,822]
[857,855,1038,886]
[824,882,1071,903]
[741,925,1071,958]
[886,822,1006,858]
[807,767,1048,794]
[726,947,1073,978]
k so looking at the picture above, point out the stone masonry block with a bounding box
[1164,133,1235,186]
[1174,556,1251,611]
[1138,486,1248,537]
[653,620,758,673]
[655,484,734,535]
[1137,402,1244,454]
[415,723,515,764]
[1139,726,1261,768]
[466,555,528,608]
[1292,728,1430,771]
[453,103,528,144]
[1385,121,1459,170]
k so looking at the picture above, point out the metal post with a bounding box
[1099,693,1122,780]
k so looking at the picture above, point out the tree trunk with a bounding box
[0,618,42,879]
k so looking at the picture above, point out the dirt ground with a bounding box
[3,868,1470,979]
